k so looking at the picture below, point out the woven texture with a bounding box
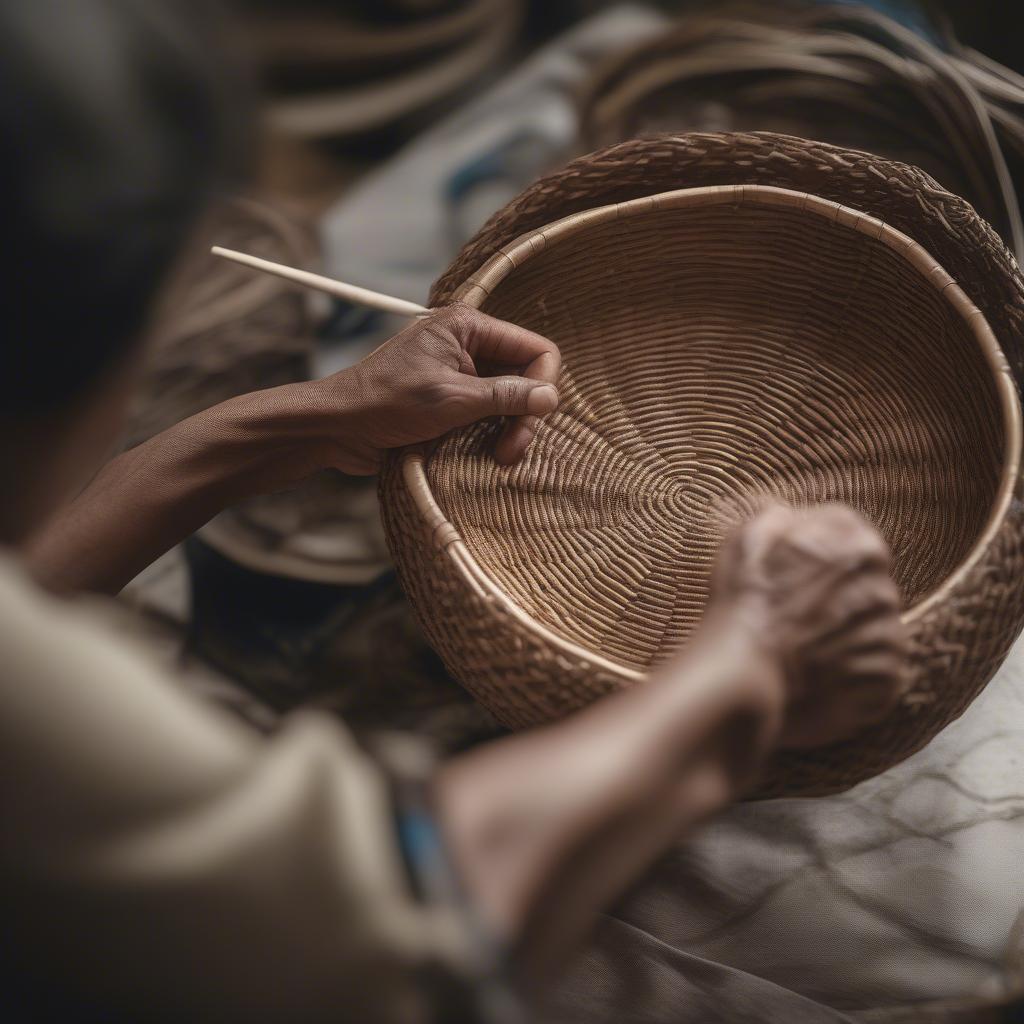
[380,132,1024,797]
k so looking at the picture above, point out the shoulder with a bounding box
[0,552,256,795]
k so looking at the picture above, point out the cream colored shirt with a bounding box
[0,553,470,1021]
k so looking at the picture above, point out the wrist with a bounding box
[175,382,361,502]
[278,372,385,476]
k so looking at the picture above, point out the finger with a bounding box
[713,503,794,580]
[495,349,560,464]
[454,374,559,424]
[441,304,562,465]
[798,504,891,570]
[782,631,906,749]
[455,306,562,384]
[733,503,796,557]
[770,525,889,589]
[840,654,907,694]
[492,329,562,462]
[780,666,903,748]
[777,550,901,643]
[780,683,895,749]
[810,607,905,665]
[792,573,901,645]
[771,507,890,584]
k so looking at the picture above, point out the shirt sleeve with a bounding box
[0,561,484,1023]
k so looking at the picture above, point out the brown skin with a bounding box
[3,302,905,995]
[24,304,560,593]
[710,503,907,748]
[439,502,905,987]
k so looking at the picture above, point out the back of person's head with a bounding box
[0,0,246,415]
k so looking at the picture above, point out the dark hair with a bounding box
[0,0,247,413]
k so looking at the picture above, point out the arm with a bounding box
[437,503,906,990]
[26,304,560,594]
[0,567,480,1022]
[2,503,903,1019]
[439,608,783,988]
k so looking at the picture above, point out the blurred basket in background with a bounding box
[381,132,1024,797]
[126,197,393,586]
[577,3,1024,262]
[237,0,525,141]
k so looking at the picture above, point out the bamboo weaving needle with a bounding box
[211,245,431,319]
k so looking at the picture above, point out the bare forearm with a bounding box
[438,504,905,991]
[437,612,783,986]
[24,305,565,595]
[25,385,343,594]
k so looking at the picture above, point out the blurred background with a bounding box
[122,0,1024,752]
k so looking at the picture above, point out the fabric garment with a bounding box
[548,919,857,1023]
[0,552,474,1023]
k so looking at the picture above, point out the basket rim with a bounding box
[402,183,1022,674]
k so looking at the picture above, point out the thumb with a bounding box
[458,375,559,421]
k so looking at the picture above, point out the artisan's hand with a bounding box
[28,305,559,594]
[437,503,905,991]
[310,303,561,473]
[709,502,907,748]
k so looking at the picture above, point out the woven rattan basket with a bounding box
[380,132,1024,797]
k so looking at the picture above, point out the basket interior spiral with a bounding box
[426,187,1010,674]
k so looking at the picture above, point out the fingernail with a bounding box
[527,384,558,416]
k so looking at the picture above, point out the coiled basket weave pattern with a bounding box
[380,133,1024,797]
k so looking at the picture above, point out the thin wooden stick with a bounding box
[211,246,431,319]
